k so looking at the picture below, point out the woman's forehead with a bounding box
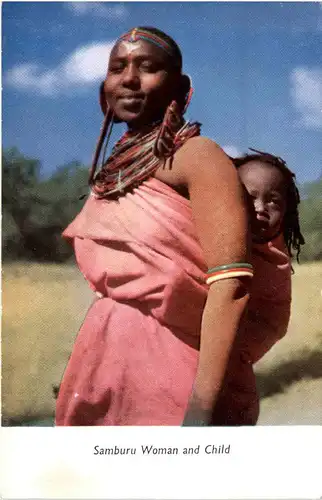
[110,39,168,59]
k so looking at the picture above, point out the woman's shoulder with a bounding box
[158,136,232,188]
[180,135,223,154]
[173,135,234,178]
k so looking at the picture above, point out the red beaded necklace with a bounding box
[90,101,200,198]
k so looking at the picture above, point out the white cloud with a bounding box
[222,145,243,158]
[66,2,128,20]
[5,42,115,96]
[291,67,322,130]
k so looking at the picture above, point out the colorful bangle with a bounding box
[206,263,254,286]
[207,263,253,274]
[206,270,253,285]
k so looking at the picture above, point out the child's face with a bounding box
[238,161,287,243]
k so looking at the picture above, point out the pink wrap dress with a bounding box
[55,178,291,426]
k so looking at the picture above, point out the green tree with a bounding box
[2,148,88,261]
[299,197,322,261]
[2,147,43,258]
[2,147,322,263]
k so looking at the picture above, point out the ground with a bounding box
[2,261,322,425]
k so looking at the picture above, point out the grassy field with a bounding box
[2,261,322,424]
[2,262,93,423]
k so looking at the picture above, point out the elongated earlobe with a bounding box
[89,91,114,186]
[100,80,122,123]
[177,74,193,113]
[182,74,193,113]
[99,81,107,115]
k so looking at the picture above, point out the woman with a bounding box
[56,27,255,426]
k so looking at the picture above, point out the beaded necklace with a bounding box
[91,110,200,198]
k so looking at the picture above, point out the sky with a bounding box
[2,1,322,183]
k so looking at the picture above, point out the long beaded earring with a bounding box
[153,75,194,160]
[153,100,183,159]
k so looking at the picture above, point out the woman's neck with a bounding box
[126,119,162,136]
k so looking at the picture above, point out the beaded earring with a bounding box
[153,75,195,160]
[153,100,183,159]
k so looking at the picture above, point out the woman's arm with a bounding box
[183,281,251,425]
[172,136,251,425]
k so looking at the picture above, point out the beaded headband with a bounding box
[118,28,177,60]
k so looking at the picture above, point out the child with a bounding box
[200,148,305,426]
[233,148,305,364]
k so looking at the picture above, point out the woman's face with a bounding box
[103,39,180,129]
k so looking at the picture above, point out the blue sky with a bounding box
[2,1,322,182]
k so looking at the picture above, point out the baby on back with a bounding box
[233,148,305,364]
[205,148,305,426]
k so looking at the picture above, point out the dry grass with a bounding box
[1,262,93,422]
[1,261,322,424]
[255,261,322,371]
[255,261,322,424]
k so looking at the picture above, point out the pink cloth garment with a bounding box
[55,178,290,426]
[56,178,208,425]
[214,235,292,424]
[240,235,292,364]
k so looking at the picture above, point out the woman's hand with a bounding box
[182,394,213,426]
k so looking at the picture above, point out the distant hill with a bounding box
[299,176,322,199]
[298,177,322,262]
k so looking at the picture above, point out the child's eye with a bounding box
[269,198,282,206]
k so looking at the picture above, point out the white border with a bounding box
[1,1,322,499]
[1,426,322,498]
